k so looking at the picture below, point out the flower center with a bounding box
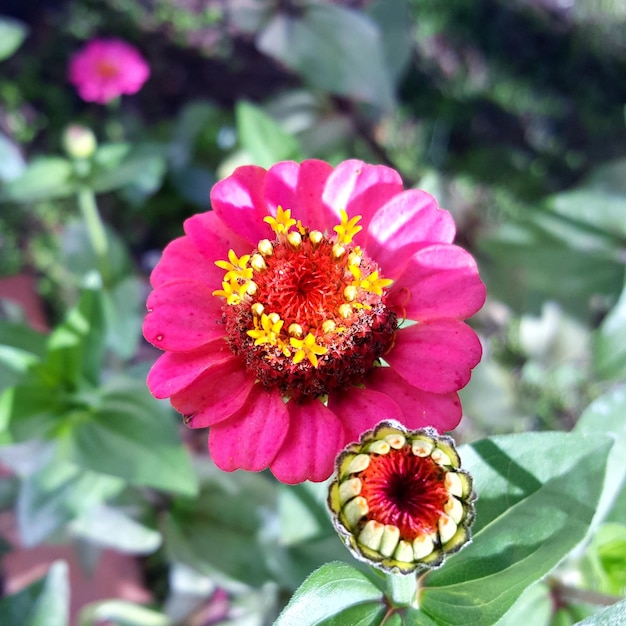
[213,207,397,402]
[359,448,449,540]
[96,60,120,79]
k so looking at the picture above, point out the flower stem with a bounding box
[77,186,111,286]
[385,572,419,608]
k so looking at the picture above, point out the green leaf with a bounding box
[277,534,352,592]
[274,562,384,626]
[546,189,626,240]
[0,17,28,61]
[493,583,552,626]
[366,0,412,84]
[0,475,17,513]
[315,603,386,625]
[403,608,440,625]
[17,452,124,546]
[593,279,626,381]
[0,322,49,396]
[164,466,276,586]
[574,600,626,626]
[586,523,626,595]
[419,432,613,626]
[61,220,134,285]
[65,378,197,496]
[170,165,215,208]
[236,101,302,168]
[1,383,63,443]
[0,561,69,626]
[0,131,26,181]
[480,226,623,316]
[575,385,626,525]
[71,505,162,554]
[170,100,220,168]
[101,276,143,360]
[0,346,40,395]
[0,321,46,357]
[584,157,626,196]
[278,480,333,545]
[90,142,166,195]
[0,157,76,202]
[79,601,169,626]
[257,4,395,110]
[40,284,106,388]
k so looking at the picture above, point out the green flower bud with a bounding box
[62,124,97,159]
[328,421,475,574]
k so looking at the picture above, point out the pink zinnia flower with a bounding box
[68,38,150,104]
[143,160,485,484]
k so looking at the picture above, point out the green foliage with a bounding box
[0,131,26,182]
[593,280,626,381]
[79,600,169,626]
[575,385,626,524]
[0,17,28,61]
[0,561,69,626]
[63,378,197,495]
[16,452,124,547]
[257,3,395,110]
[236,100,303,168]
[164,464,279,587]
[421,432,611,625]
[275,432,614,626]
[575,600,626,626]
[274,562,384,626]
[0,157,76,202]
[0,284,196,546]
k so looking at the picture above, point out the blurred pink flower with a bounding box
[69,38,150,104]
[143,160,485,484]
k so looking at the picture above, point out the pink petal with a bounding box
[183,210,251,265]
[210,165,270,246]
[386,320,483,394]
[364,367,462,432]
[170,357,254,427]
[322,160,404,239]
[270,400,344,484]
[144,281,225,351]
[388,244,486,321]
[328,387,403,445]
[264,160,334,231]
[147,337,232,399]
[209,386,289,472]
[364,190,456,278]
[150,236,223,289]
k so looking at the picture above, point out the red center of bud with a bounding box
[359,448,449,541]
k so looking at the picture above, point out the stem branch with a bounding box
[77,186,111,286]
[386,572,419,608]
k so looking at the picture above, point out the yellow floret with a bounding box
[212,277,250,305]
[359,271,393,296]
[348,265,393,296]
[214,249,253,282]
[334,209,363,245]
[247,313,285,346]
[289,333,328,368]
[264,206,297,235]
